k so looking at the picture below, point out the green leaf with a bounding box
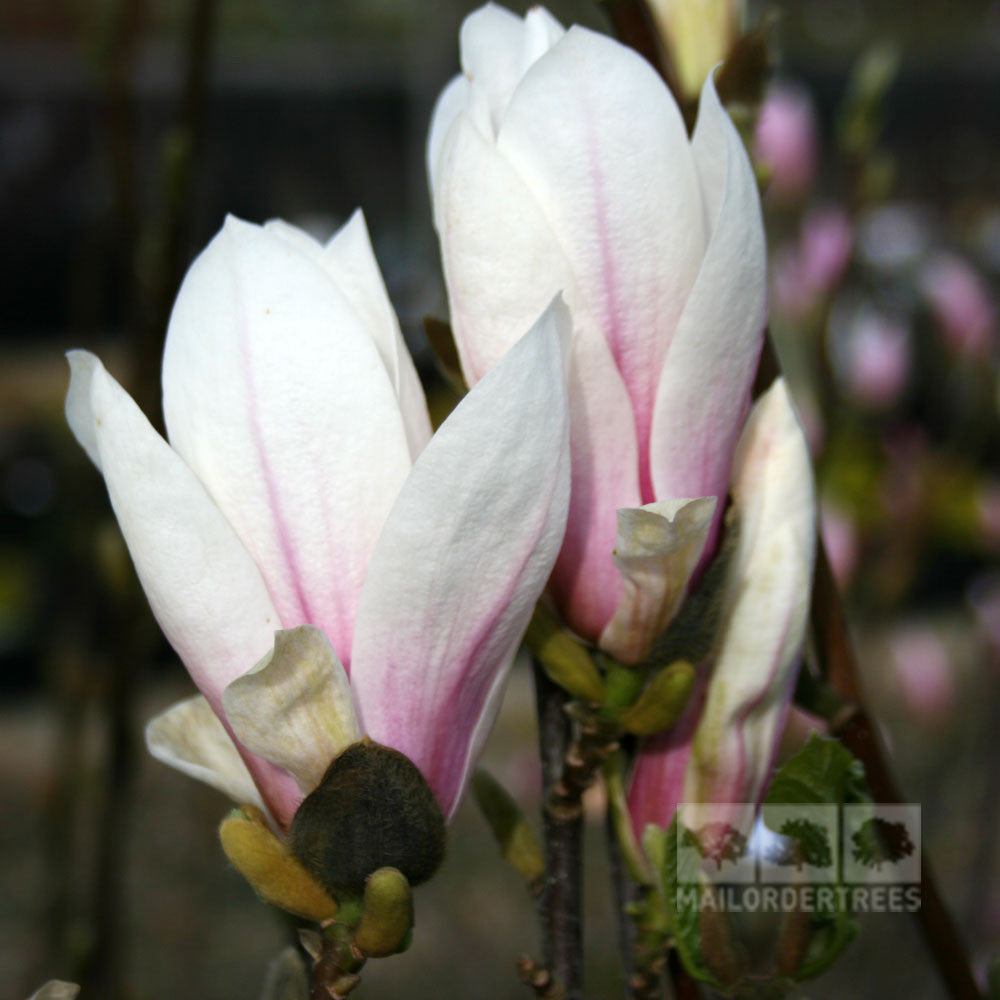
[764,735,869,982]
[643,822,727,991]
[764,735,868,809]
[471,769,545,887]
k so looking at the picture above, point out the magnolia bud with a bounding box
[620,660,695,736]
[354,867,414,957]
[289,739,445,898]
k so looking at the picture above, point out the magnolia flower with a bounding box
[628,380,816,831]
[66,213,571,834]
[773,208,853,320]
[428,4,766,665]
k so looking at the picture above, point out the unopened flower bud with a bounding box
[648,0,742,100]
[354,867,414,957]
[289,739,446,898]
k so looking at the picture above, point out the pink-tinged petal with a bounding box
[66,351,301,826]
[320,210,432,459]
[223,626,361,796]
[351,298,572,819]
[28,982,79,1000]
[434,114,641,640]
[627,674,709,836]
[161,216,414,668]
[497,26,704,502]
[630,380,815,830]
[684,524,809,807]
[649,74,766,539]
[146,695,267,814]
[598,497,716,665]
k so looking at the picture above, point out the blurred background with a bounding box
[1,0,999,997]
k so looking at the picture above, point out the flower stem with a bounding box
[533,661,584,999]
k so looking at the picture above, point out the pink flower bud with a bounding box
[920,253,997,358]
[754,84,818,203]
[888,626,955,723]
[839,311,910,408]
[820,502,859,587]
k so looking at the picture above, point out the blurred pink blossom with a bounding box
[888,625,955,723]
[920,253,997,357]
[969,573,1000,661]
[841,311,910,408]
[773,208,853,320]
[754,84,818,202]
[800,207,854,292]
[820,502,859,587]
[976,483,1000,549]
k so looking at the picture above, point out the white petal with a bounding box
[649,74,766,520]
[427,73,469,203]
[320,210,432,459]
[65,349,103,468]
[685,378,816,806]
[66,351,302,825]
[497,25,704,500]
[223,625,361,796]
[263,217,324,257]
[146,694,266,813]
[599,497,717,665]
[351,297,572,819]
[730,379,815,565]
[28,983,80,1000]
[435,114,577,382]
[458,3,564,136]
[161,216,414,668]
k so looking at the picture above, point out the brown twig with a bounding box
[666,950,701,1000]
[518,955,566,999]
[533,662,584,999]
[548,707,620,820]
[308,934,364,1000]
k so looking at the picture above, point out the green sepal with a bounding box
[525,602,606,703]
[471,768,545,888]
[218,805,338,922]
[602,752,653,886]
[619,660,695,736]
[602,660,643,710]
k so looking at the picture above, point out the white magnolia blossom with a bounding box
[68,213,571,826]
